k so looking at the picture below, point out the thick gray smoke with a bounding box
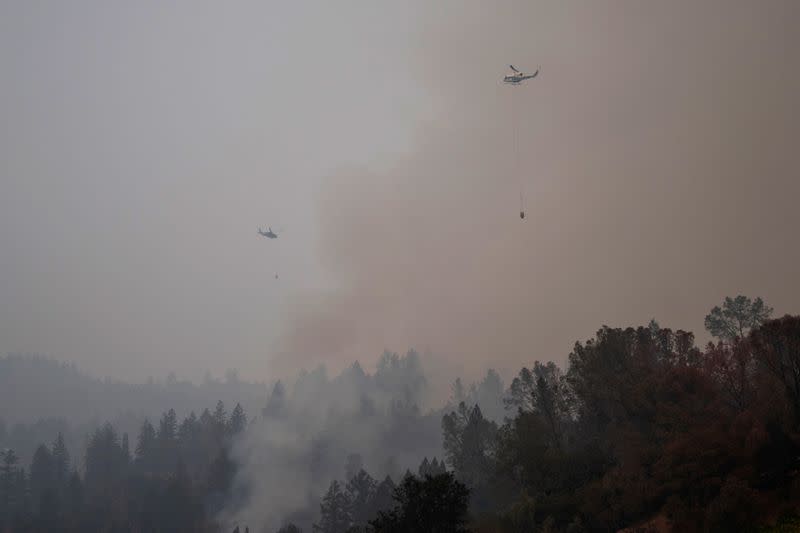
[270,0,800,384]
[220,352,453,531]
[242,7,800,524]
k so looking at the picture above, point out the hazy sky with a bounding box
[1,1,798,384]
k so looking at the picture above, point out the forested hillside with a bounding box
[2,297,800,532]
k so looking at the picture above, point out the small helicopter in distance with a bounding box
[258,227,278,239]
[503,65,539,84]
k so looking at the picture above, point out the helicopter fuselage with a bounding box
[504,74,536,84]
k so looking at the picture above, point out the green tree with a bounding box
[208,448,235,495]
[136,418,157,472]
[418,457,446,478]
[263,381,287,418]
[51,432,70,487]
[29,444,56,511]
[228,403,247,435]
[213,400,228,428]
[705,295,773,341]
[179,411,199,445]
[750,315,800,426]
[0,449,21,520]
[369,472,470,533]
[505,362,573,450]
[157,408,179,472]
[121,432,131,464]
[158,408,178,442]
[370,476,396,519]
[450,378,466,406]
[64,471,83,526]
[345,453,363,482]
[160,461,200,532]
[346,469,376,526]
[442,403,497,487]
[84,423,127,498]
[314,480,351,533]
[705,337,757,412]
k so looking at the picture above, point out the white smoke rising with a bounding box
[220,353,445,531]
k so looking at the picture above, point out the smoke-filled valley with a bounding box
[0,347,496,531]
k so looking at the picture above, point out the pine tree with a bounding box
[314,480,351,533]
[135,419,157,472]
[213,400,227,428]
[207,448,235,495]
[212,401,228,446]
[157,409,179,472]
[158,409,178,442]
[345,453,363,481]
[179,412,198,445]
[263,381,287,418]
[370,475,395,518]
[451,378,466,405]
[228,403,247,435]
[369,472,470,533]
[29,444,56,510]
[65,471,83,521]
[418,457,431,477]
[51,432,70,487]
[430,457,446,476]
[0,449,20,518]
[84,423,126,497]
[161,460,197,532]
[442,403,497,486]
[121,433,131,464]
[346,469,377,526]
[199,408,214,428]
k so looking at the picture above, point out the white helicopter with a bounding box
[503,65,539,84]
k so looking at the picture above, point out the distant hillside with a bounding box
[0,354,271,425]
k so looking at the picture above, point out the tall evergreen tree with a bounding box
[314,480,351,533]
[157,409,179,472]
[263,380,287,418]
[51,432,70,487]
[158,408,178,442]
[0,449,21,520]
[213,401,227,428]
[121,432,131,465]
[29,444,56,510]
[418,457,447,478]
[207,448,235,495]
[370,475,396,519]
[442,403,497,486]
[345,453,363,482]
[136,419,157,472]
[84,423,126,497]
[369,472,470,533]
[179,411,199,445]
[212,401,228,447]
[228,403,247,435]
[161,460,199,531]
[65,471,83,524]
[346,469,377,526]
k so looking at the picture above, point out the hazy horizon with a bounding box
[2,0,798,386]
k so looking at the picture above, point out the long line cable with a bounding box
[513,85,525,219]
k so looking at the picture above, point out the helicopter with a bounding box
[258,227,278,239]
[503,65,539,84]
